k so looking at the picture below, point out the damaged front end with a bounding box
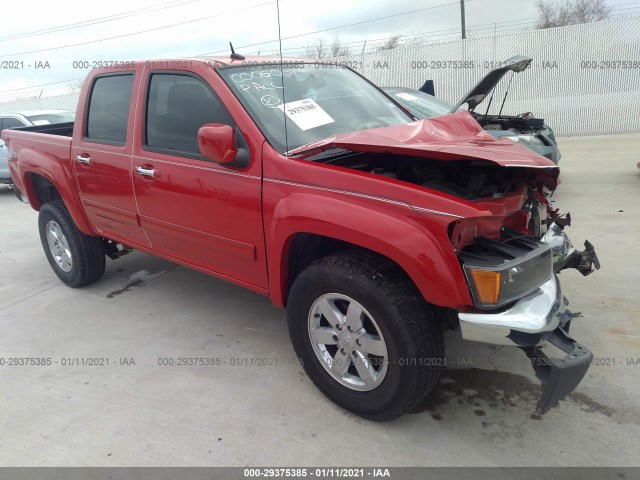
[455,213,600,413]
[289,112,600,413]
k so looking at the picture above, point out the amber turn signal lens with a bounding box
[468,270,500,304]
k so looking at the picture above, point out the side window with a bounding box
[86,74,134,144]
[145,73,234,157]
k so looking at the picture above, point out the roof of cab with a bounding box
[196,55,312,66]
[126,56,319,69]
[85,56,335,76]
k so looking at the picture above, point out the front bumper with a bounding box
[524,327,592,413]
[457,216,601,414]
[459,275,566,347]
[459,276,593,413]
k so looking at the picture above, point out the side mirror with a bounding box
[198,123,251,168]
[198,123,237,164]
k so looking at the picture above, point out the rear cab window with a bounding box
[85,74,135,145]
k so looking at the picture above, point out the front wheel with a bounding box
[38,200,106,287]
[287,251,444,421]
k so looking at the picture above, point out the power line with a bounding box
[0,82,85,102]
[201,0,640,55]
[262,16,547,56]
[2,0,637,59]
[0,0,202,42]
[0,8,533,100]
[197,1,469,55]
[2,3,639,100]
[0,78,85,94]
[0,0,277,58]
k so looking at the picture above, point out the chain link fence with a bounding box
[1,17,637,137]
[339,16,640,137]
[0,92,79,114]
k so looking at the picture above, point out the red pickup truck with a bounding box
[3,57,600,420]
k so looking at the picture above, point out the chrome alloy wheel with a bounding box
[45,220,73,272]
[308,293,388,391]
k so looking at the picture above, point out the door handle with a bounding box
[136,166,156,178]
[76,154,91,165]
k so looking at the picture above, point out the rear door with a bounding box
[73,69,151,248]
[131,68,268,292]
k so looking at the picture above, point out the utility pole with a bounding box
[460,0,466,39]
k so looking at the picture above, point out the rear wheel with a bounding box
[38,200,105,287]
[287,251,444,421]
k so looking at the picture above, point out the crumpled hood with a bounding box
[290,112,560,190]
[289,111,559,170]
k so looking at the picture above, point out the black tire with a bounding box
[38,200,105,287]
[287,250,444,421]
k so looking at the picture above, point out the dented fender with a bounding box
[264,191,473,309]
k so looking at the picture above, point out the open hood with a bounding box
[449,55,532,113]
[289,111,558,170]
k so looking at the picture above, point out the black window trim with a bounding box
[142,70,235,162]
[83,71,135,147]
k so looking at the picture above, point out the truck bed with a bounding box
[2,123,74,200]
[11,121,74,137]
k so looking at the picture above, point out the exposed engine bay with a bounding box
[310,148,599,280]
[473,112,545,135]
[313,149,539,201]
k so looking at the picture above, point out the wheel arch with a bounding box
[266,193,472,309]
[18,157,95,235]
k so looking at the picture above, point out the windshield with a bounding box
[218,64,411,153]
[26,112,76,125]
[384,88,460,119]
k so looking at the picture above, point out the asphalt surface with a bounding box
[0,134,639,466]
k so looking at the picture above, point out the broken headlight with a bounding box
[461,237,553,309]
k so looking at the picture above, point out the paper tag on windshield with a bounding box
[32,120,51,125]
[278,98,334,131]
[395,92,417,101]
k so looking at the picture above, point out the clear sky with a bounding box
[0,0,636,101]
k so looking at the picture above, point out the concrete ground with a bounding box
[0,134,638,467]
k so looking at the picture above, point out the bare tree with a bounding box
[305,36,349,58]
[536,0,610,28]
[573,0,611,22]
[378,35,401,51]
[305,38,327,59]
[331,36,350,57]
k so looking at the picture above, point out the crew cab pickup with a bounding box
[3,57,600,420]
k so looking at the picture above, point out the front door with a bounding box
[131,71,267,291]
